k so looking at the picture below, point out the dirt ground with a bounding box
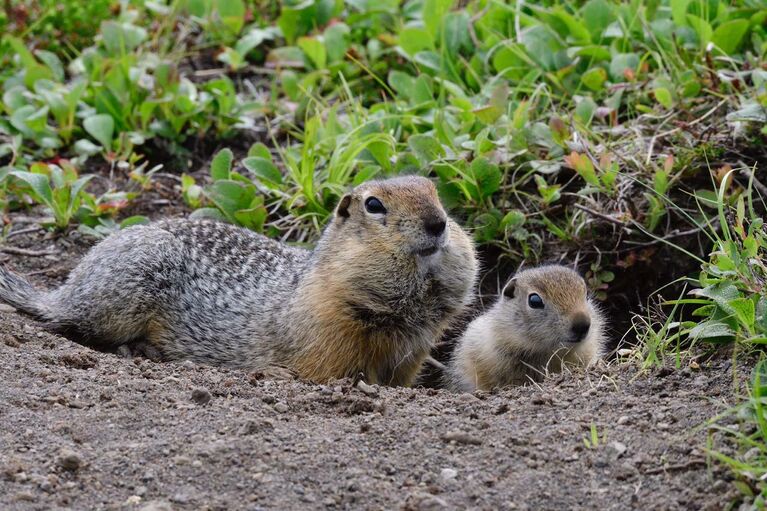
[0,210,750,510]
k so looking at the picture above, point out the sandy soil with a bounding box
[0,212,747,511]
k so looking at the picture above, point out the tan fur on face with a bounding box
[447,265,605,392]
[286,176,477,385]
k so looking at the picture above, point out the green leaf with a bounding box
[298,36,327,69]
[581,0,614,41]
[397,27,434,57]
[100,21,148,55]
[575,96,597,126]
[492,45,528,81]
[83,114,114,151]
[216,0,245,35]
[388,70,416,100]
[189,207,229,222]
[423,0,454,41]
[235,28,273,56]
[609,53,639,82]
[120,216,150,229]
[73,139,102,156]
[324,23,350,62]
[671,0,691,26]
[654,87,673,108]
[205,180,254,221]
[472,106,504,124]
[442,11,471,57]
[581,67,607,91]
[729,297,755,328]
[469,157,501,199]
[408,135,444,165]
[210,148,233,181]
[711,19,749,55]
[242,157,282,188]
[686,14,712,49]
[247,142,272,160]
[688,320,734,341]
[10,170,53,206]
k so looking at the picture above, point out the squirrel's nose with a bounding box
[570,318,591,342]
[424,217,447,237]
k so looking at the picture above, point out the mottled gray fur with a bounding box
[0,176,478,386]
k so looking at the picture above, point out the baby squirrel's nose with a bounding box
[424,217,447,237]
[570,317,591,342]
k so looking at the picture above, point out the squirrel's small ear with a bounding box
[335,194,352,219]
[502,278,516,299]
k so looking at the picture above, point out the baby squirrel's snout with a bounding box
[569,314,591,343]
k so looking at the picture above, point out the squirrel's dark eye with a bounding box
[528,293,544,309]
[365,197,387,215]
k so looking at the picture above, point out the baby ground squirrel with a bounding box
[0,176,478,386]
[446,265,604,392]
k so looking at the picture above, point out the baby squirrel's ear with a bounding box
[502,278,516,299]
[335,194,352,219]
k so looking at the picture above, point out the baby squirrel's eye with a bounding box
[365,197,387,215]
[527,293,544,309]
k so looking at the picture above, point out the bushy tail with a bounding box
[0,266,48,318]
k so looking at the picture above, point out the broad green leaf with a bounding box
[728,297,755,328]
[216,0,245,35]
[492,45,528,81]
[189,207,229,222]
[100,21,148,55]
[120,216,150,229]
[581,0,614,41]
[388,70,416,100]
[711,19,749,55]
[413,51,441,72]
[247,142,272,160]
[688,320,734,341]
[298,37,327,69]
[609,53,639,82]
[654,87,673,108]
[671,0,691,26]
[34,50,64,82]
[210,148,233,181]
[442,12,471,57]
[10,170,53,205]
[235,28,273,56]
[686,14,712,48]
[472,106,504,124]
[575,96,597,126]
[83,114,114,150]
[242,157,283,188]
[469,157,501,199]
[423,0,453,40]
[324,23,350,62]
[581,67,607,91]
[408,135,444,165]
[205,180,254,220]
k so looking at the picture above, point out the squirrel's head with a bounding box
[498,265,600,353]
[330,176,450,260]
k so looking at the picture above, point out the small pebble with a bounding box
[440,468,457,480]
[56,448,82,471]
[190,388,212,405]
[441,431,482,445]
[356,380,379,397]
[140,501,173,511]
[273,402,289,413]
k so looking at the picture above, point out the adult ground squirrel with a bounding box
[0,176,478,386]
[446,265,604,391]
